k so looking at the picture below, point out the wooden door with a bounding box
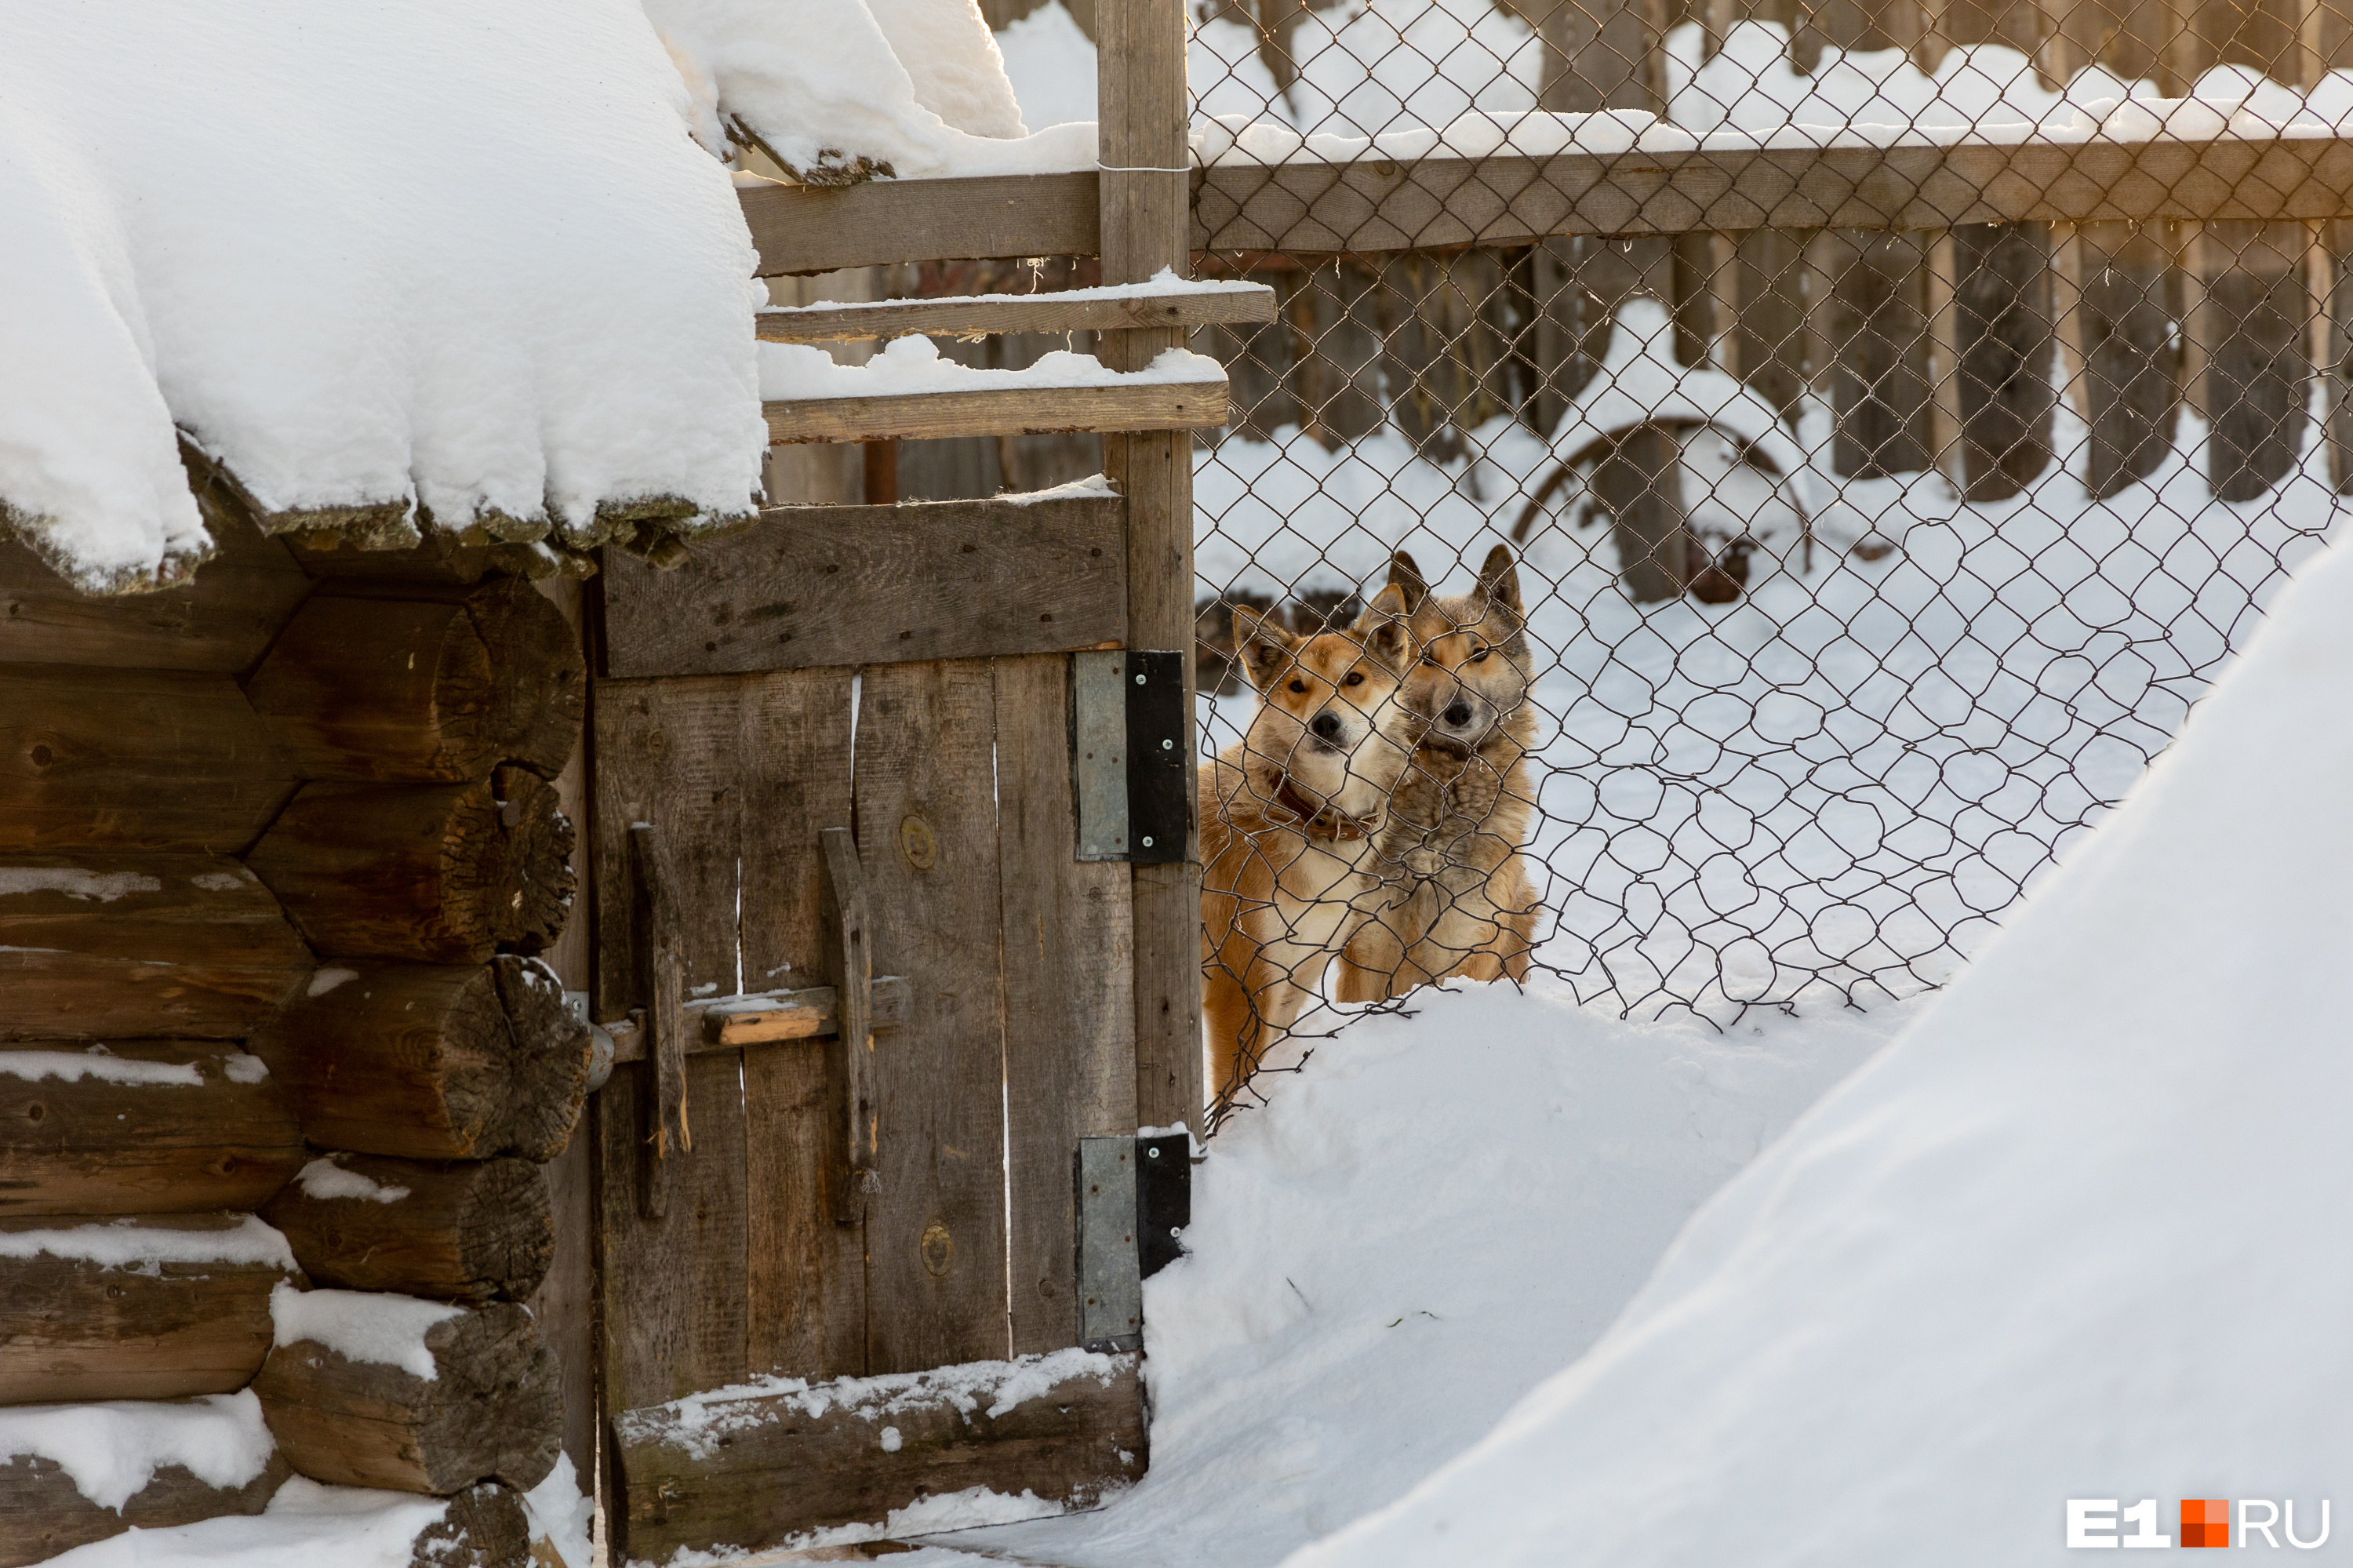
[584,498,1147,1562]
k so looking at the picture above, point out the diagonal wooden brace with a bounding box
[819,827,879,1208]
[631,824,690,1221]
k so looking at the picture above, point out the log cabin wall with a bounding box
[0,497,592,1568]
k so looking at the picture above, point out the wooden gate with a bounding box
[587,496,1169,1559]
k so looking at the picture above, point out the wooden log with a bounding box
[0,665,296,855]
[1827,230,1935,478]
[2078,221,2185,498]
[245,578,584,784]
[0,1214,298,1403]
[611,1352,1147,1563]
[0,854,311,1042]
[764,377,1230,445]
[269,959,592,1162]
[0,1042,303,1217]
[255,1297,561,1495]
[246,769,574,964]
[1294,261,1388,443]
[410,1481,531,1568]
[1732,228,1810,422]
[260,1155,552,1304]
[599,497,1126,679]
[1594,426,1693,603]
[1952,221,2057,501]
[0,510,308,675]
[2202,219,2311,500]
[0,1446,289,1568]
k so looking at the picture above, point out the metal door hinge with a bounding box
[1073,649,1187,864]
[1075,1132,1195,1352]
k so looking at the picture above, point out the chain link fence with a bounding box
[1141,0,2353,1105]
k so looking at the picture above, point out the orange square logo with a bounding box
[2181,1499,2230,1548]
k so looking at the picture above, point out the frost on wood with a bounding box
[0,0,766,595]
[644,0,1094,183]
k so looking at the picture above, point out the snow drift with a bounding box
[0,0,769,592]
[1285,534,2353,1564]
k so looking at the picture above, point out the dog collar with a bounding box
[1272,779,1378,842]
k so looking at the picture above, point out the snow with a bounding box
[35,1479,453,1568]
[1281,496,2353,1568]
[997,0,1100,130]
[292,1158,409,1206]
[647,0,1096,182]
[0,1392,274,1512]
[0,868,158,902]
[950,982,1915,1568]
[766,270,1268,323]
[759,335,1225,400]
[303,970,358,1000]
[0,0,766,594]
[0,1217,295,1272]
[268,1284,463,1382]
[0,1050,204,1089]
[1005,473,1122,504]
[521,1453,595,1568]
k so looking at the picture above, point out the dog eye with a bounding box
[1287,678,1306,694]
[1470,646,1490,662]
[1343,671,1364,687]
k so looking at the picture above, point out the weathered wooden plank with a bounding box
[600,499,1126,680]
[765,379,1229,445]
[2078,220,2185,498]
[1731,228,1810,421]
[0,1042,303,1217]
[588,678,752,1412]
[0,854,311,1042]
[2328,216,2353,490]
[260,1155,552,1303]
[994,657,1136,1356]
[0,1215,299,1402]
[2202,218,2311,499]
[853,660,1009,1373]
[1190,136,2353,253]
[610,1353,1147,1565]
[1594,426,1694,602]
[1952,221,2057,500]
[757,285,1275,342]
[604,977,913,1060]
[1825,229,1935,478]
[0,1446,289,1568]
[255,1297,561,1494]
[0,665,296,855]
[0,511,308,675]
[740,172,1099,278]
[736,668,867,1383]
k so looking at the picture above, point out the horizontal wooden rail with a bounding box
[606,977,912,1064]
[763,379,1230,443]
[756,283,1278,341]
[736,134,2353,274]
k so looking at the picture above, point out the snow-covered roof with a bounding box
[0,0,769,593]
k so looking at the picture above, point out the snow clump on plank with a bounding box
[0,1392,275,1512]
[1285,533,2353,1565]
[269,1285,465,1382]
[0,0,767,593]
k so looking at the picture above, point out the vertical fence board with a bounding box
[2202,219,2311,500]
[1826,229,1935,478]
[737,668,867,1381]
[853,660,1010,1373]
[1953,221,2057,501]
[1732,228,1810,422]
[995,656,1136,1357]
[2078,221,2184,498]
[2327,218,2353,490]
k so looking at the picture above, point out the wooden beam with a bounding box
[1191,136,2353,252]
[740,171,1098,277]
[0,1446,289,1568]
[763,379,1229,444]
[609,1353,1147,1565]
[598,497,1126,678]
[606,977,913,1062]
[756,284,1277,342]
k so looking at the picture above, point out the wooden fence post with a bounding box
[1099,0,1204,1139]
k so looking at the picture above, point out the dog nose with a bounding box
[1311,711,1342,742]
[1443,701,1472,727]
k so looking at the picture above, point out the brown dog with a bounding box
[1200,586,1417,1108]
[1336,544,1539,1002]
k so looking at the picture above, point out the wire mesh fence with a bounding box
[1168,0,2353,1110]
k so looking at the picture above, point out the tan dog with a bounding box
[1201,587,1417,1108]
[1337,544,1539,1002]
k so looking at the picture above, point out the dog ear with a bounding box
[1387,551,1430,613]
[1477,544,1524,626]
[1355,583,1416,673]
[1234,604,1295,689]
